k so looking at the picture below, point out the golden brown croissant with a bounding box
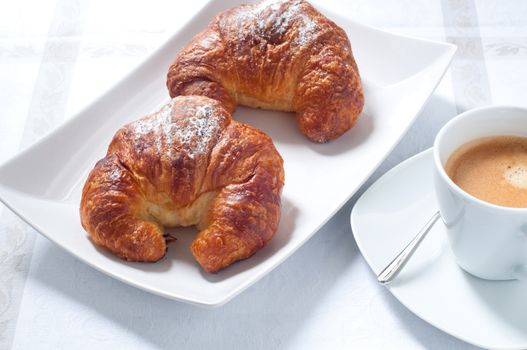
[167,0,364,143]
[80,96,284,272]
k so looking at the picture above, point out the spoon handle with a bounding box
[377,211,441,284]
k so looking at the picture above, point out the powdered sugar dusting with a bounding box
[233,0,319,46]
[173,104,220,158]
[108,166,121,182]
[256,0,283,13]
[132,99,222,159]
[199,31,219,49]
[294,12,317,45]
[132,103,171,155]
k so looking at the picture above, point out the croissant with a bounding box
[80,96,284,272]
[167,0,364,143]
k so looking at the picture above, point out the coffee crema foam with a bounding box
[445,135,527,208]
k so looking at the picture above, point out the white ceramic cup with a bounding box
[434,105,527,281]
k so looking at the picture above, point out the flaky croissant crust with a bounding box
[167,0,364,142]
[80,96,284,272]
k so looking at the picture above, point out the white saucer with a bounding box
[351,148,527,350]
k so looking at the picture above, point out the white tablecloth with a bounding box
[1,0,526,348]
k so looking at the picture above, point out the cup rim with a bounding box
[433,104,527,212]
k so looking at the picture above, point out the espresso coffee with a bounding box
[445,135,527,208]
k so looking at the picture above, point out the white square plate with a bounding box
[0,0,455,306]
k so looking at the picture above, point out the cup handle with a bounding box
[513,265,527,280]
